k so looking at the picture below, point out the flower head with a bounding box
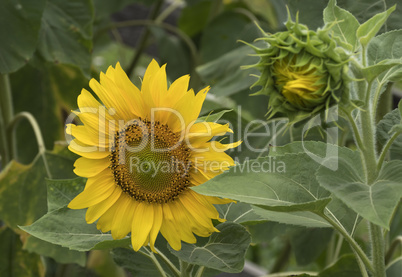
[66,60,240,251]
[249,13,350,123]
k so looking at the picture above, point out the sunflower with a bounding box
[66,60,240,252]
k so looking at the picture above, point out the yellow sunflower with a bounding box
[66,60,240,252]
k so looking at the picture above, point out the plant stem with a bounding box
[370,223,386,277]
[320,213,373,272]
[385,236,402,265]
[194,266,205,277]
[142,248,168,277]
[125,0,164,78]
[358,64,386,276]
[341,107,365,152]
[154,247,181,277]
[180,260,194,277]
[377,130,401,171]
[8,112,52,178]
[0,108,9,166]
[270,241,291,273]
[0,74,14,127]
[0,74,14,164]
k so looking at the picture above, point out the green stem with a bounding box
[320,213,373,272]
[8,112,52,179]
[153,247,180,277]
[370,223,386,277]
[0,74,14,163]
[194,266,205,277]
[142,248,168,277]
[0,74,14,127]
[125,0,164,78]
[155,0,183,23]
[0,107,10,165]
[352,249,370,277]
[374,82,393,123]
[341,107,365,152]
[385,236,402,265]
[359,61,386,276]
[180,260,193,277]
[361,81,378,183]
[377,130,401,171]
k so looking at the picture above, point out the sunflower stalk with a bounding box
[0,74,14,164]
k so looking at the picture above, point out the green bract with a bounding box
[248,14,351,123]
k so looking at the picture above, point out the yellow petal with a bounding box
[68,177,116,209]
[85,187,122,223]
[73,157,110,178]
[96,198,120,233]
[111,194,136,239]
[160,205,182,251]
[169,201,197,244]
[131,202,154,251]
[149,204,163,253]
[68,139,110,159]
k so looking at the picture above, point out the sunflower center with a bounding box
[110,119,191,203]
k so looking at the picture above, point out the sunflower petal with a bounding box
[131,202,154,251]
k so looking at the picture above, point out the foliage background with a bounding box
[0,0,401,276]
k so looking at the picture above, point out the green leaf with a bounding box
[377,108,402,160]
[386,257,402,277]
[267,142,362,233]
[150,27,191,81]
[193,153,331,210]
[0,227,42,277]
[196,109,233,123]
[290,228,333,266]
[46,178,85,212]
[323,0,360,51]
[192,152,337,229]
[252,207,331,228]
[0,152,76,232]
[361,59,402,83]
[319,254,360,277]
[0,0,45,73]
[356,5,396,47]
[20,178,131,251]
[21,207,131,251]
[215,202,263,224]
[199,11,258,63]
[317,156,402,229]
[37,0,94,77]
[23,236,86,266]
[169,222,250,273]
[368,30,402,65]
[197,42,261,97]
[178,0,212,37]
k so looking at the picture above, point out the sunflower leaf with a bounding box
[194,142,361,233]
[317,158,402,229]
[20,207,131,251]
[0,0,46,73]
[20,178,131,252]
[0,152,76,233]
[169,222,251,273]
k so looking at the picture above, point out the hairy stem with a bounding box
[370,223,386,277]
[377,130,401,171]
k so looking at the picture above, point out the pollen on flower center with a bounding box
[110,118,191,204]
[273,55,325,109]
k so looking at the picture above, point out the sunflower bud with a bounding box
[249,13,350,123]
